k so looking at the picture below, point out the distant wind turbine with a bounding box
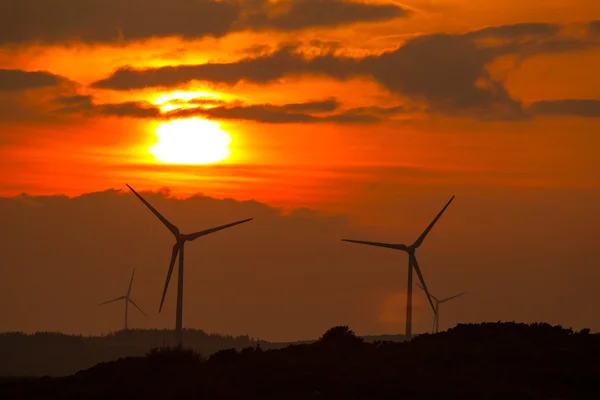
[417,283,466,333]
[342,195,455,339]
[125,184,253,346]
[99,268,148,330]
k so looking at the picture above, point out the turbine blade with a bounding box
[98,296,126,306]
[159,243,180,313]
[125,184,179,237]
[416,283,439,302]
[411,255,436,314]
[128,298,149,318]
[412,195,455,248]
[439,292,466,303]
[186,218,253,241]
[127,268,135,296]
[341,239,405,251]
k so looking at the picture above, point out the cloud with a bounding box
[92,35,525,120]
[90,19,600,121]
[0,0,409,45]
[0,0,240,45]
[528,99,600,118]
[53,95,94,105]
[0,69,64,91]
[51,95,95,114]
[279,97,339,113]
[98,101,163,118]
[187,103,397,124]
[242,0,409,31]
[362,34,527,120]
[91,45,363,90]
[173,104,324,123]
[0,69,81,124]
[56,96,402,124]
[589,20,600,36]
[465,22,561,39]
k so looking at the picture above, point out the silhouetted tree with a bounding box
[318,326,363,345]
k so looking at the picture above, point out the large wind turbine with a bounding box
[342,195,455,339]
[125,184,253,346]
[99,268,148,330]
[417,284,466,333]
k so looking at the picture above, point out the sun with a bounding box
[149,118,232,164]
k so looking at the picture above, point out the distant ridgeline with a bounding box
[0,329,255,377]
[0,328,409,377]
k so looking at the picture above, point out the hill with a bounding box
[0,329,408,377]
[1,322,598,399]
[0,329,255,377]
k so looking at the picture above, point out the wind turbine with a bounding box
[341,195,455,339]
[125,184,253,346]
[99,268,148,330]
[417,284,466,333]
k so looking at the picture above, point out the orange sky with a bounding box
[1,0,600,340]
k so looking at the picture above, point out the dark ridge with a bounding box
[0,322,598,399]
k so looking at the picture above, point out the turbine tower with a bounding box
[341,195,455,339]
[125,184,253,346]
[417,284,466,333]
[99,268,148,330]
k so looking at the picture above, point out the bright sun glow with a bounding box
[152,91,221,113]
[149,118,232,164]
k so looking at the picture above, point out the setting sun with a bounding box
[149,118,231,164]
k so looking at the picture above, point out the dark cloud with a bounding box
[174,98,229,108]
[98,101,162,118]
[0,0,409,45]
[279,98,339,112]
[91,20,600,121]
[187,103,391,124]
[0,69,82,124]
[243,0,408,31]
[79,38,518,120]
[324,105,407,124]
[589,20,600,36]
[362,34,526,120]
[91,45,363,90]
[53,95,94,105]
[52,98,160,119]
[0,0,240,45]
[466,23,561,39]
[185,105,324,123]
[53,95,400,124]
[0,69,63,91]
[51,95,95,114]
[528,99,600,118]
[484,37,600,62]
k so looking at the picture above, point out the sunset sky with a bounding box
[1,0,600,341]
